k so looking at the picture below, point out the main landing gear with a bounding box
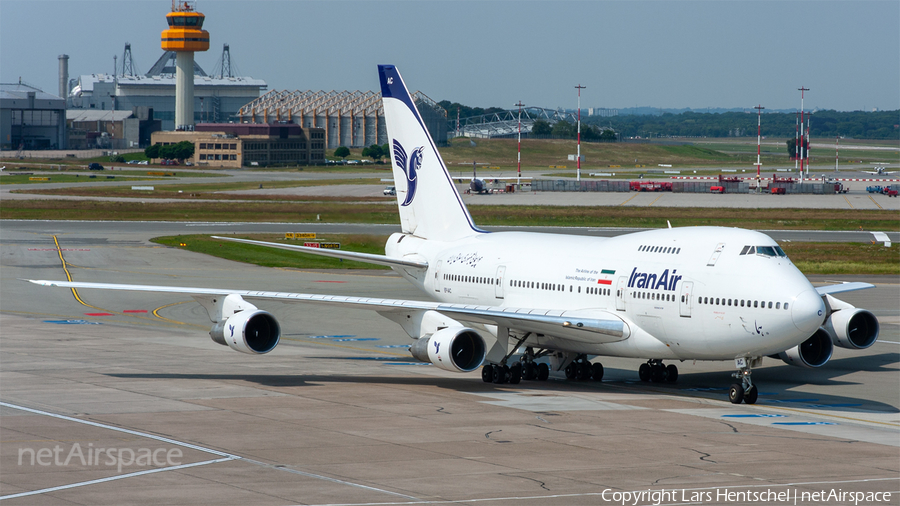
[638,359,678,383]
[729,357,760,404]
[563,354,604,382]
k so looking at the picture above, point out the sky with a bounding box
[1,0,898,113]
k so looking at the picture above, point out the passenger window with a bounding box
[578,286,581,293]
[754,300,758,308]
[784,303,789,310]
[768,302,773,309]
[776,302,781,309]
[740,300,745,307]
[676,248,681,254]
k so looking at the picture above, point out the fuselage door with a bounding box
[495,265,506,299]
[615,276,627,311]
[434,260,442,293]
[679,281,693,317]
[707,243,726,266]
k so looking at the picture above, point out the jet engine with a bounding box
[778,328,833,368]
[825,308,879,350]
[210,310,281,355]
[409,327,486,373]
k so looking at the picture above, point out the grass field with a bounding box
[152,233,899,275]
[12,178,390,200]
[3,200,896,232]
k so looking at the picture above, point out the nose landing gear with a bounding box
[729,357,761,404]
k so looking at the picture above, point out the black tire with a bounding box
[492,365,506,384]
[591,362,604,382]
[537,363,550,381]
[509,364,522,385]
[565,362,577,380]
[650,365,666,383]
[523,363,537,381]
[729,383,744,404]
[639,363,651,382]
[482,364,493,383]
[666,364,678,383]
[744,385,758,404]
[576,362,592,381]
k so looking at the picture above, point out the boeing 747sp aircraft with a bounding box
[30,65,880,404]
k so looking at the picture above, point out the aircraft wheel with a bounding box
[729,383,744,404]
[591,362,604,382]
[638,363,651,382]
[565,363,577,380]
[482,364,493,383]
[650,365,667,383]
[523,363,537,381]
[744,385,758,405]
[665,364,679,383]
[509,363,522,385]
[537,363,550,381]
[576,362,592,381]
[492,365,507,384]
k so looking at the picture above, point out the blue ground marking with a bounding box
[806,403,863,408]
[307,335,356,339]
[43,320,102,325]
[773,422,838,426]
[722,414,786,418]
[333,337,379,342]
[768,398,820,403]
[377,344,411,348]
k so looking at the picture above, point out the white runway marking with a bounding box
[0,401,421,502]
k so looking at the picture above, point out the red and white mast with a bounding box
[575,84,585,182]
[515,100,525,187]
[754,104,764,192]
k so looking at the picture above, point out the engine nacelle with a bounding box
[409,327,486,373]
[210,310,281,355]
[826,308,879,350]
[778,328,833,368]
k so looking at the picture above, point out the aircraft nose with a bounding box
[791,290,826,334]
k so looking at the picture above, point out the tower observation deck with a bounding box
[161,1,209,130]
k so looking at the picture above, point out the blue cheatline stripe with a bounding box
[378,64,486,235]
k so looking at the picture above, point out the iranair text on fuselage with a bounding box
[627,266,683,291]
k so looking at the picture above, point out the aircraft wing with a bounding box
[815,282,875,295]
[209,236,428,270]
[26,279,627,343]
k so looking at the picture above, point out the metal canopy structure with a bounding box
[453,107,581,139]
[238,89,447,149]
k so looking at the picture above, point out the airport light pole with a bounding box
[835,135,839,172]
[754,104,764,193]
[798,87,809,176]
[575,84,585,182]
[515,101,525,187]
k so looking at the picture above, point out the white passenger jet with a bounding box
[30,65,880,404]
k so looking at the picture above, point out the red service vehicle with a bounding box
[770,187,786,195]
[884,189,898,197]
[710,186,725,194]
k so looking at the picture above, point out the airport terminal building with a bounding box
[151,122,325,168]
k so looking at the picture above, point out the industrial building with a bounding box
[150,122,325,168]
[1,81,67,150]
[68,45,266,133]
[66,107,161,150]
[237,89,447,149]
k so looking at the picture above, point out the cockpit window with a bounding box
[756,246,776,257]
[774,246,787,257]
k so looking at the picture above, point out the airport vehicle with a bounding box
[383,186,396,196]
[770,187,786,195]
[88,163,104,170]
[710,185,725,193]
[30,65,880,404]
[885,188,898,197]
[866,186,884,193]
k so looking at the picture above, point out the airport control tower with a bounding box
[161,0,209,130]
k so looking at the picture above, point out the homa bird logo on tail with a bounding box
[393,139,423,206]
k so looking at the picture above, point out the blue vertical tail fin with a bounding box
[379,65,482,241]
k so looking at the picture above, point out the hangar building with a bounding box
[237,89,447,149]
[1,81,67,150]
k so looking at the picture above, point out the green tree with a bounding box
[551,120,576,138]
[172,141,195,161]
[361,144,384,162]
[144,144,160,159]
[531,120,552,136]
[599,128,617,141]
[334,146,350,160]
